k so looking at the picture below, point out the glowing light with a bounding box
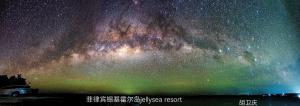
[218,49,222,53]
[116,45,130,57]
[132,0,139,5]
[298,94,300,99]
[115,45,142,58]
[182,44,192,53]
[71,53,84,64]
[133,48,141,54]
[87,50,97,56]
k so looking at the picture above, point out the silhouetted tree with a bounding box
[0,74,27,87]
[0,75,9,87]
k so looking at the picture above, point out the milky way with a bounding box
[0,0,300,94]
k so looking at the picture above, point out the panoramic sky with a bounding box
[0,0,299,94]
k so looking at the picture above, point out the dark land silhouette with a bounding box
[0,74,27,87]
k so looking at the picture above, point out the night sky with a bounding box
[0,0,300,95]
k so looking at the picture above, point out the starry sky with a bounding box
[0,0,300,95]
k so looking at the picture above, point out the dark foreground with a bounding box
[0,94,299,106]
